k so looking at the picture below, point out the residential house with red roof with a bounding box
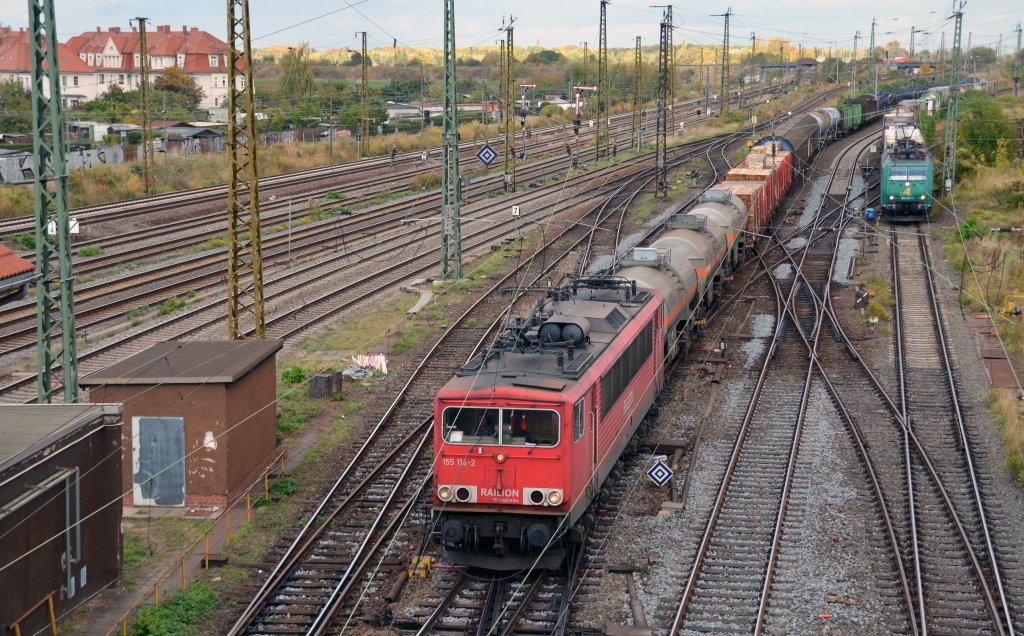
[65,25,243,110]
[0,26,99,108]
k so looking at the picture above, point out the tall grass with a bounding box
[988,389,1024,484]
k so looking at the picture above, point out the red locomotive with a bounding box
[433,137,798,570]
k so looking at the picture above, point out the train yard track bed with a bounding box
[514,128,1024,635]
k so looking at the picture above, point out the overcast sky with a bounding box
[1,0,1017,53]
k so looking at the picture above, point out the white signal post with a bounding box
[573,86,597,168]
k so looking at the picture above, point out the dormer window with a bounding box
[209,55,218,68]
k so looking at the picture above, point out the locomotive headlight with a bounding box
[494,452,507,463]
[547,490,563,506]
[919,195,927,200]
[889,195,895,201]
[438,486,454,501]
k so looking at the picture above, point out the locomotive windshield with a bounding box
[441,406,559,447]
[889,166,928,181]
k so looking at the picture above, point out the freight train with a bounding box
[881,109,934,222]
[429,101,880,570]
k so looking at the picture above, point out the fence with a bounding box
[108,450,288,635]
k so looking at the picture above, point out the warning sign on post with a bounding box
[46,218,80,236]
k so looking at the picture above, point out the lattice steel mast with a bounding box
[656,17,669,198]
[134,17,154,193]
[226,0,264,339]
[942,2,964,194]
[503,19,516,191]
[714,8,732,114]
[597,0,610,159]
[440,0,462,279]
[359,31,370,157]
[871,18,878,101]
[1014,22,1022,97]
[30,0,78,403]
[632,35,642,149]
[851,31,860,98]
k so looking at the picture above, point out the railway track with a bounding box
[891,227,1017,634]
[0,83,808,367]
[696,134,1021,633]
[0,84,793,243]
[0,159,649,403]
[226,156,670,635]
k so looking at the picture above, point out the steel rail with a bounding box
[915,230,1015,634]
[230,160,670,635]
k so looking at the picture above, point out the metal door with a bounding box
[132,416,186,506]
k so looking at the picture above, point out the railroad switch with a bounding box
[407,556,433,578]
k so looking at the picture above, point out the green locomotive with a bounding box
[881,110,934,222]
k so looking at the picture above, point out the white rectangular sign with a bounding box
[46,218,80,236]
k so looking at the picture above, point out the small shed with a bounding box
[0,404,123,636]
[81,340,283,510]
[0,244,34,305]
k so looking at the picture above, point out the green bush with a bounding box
[270,476,298,498]
[281,365,306,384]
[17,234,35,250]
[157,297,186,316]
[77,245,104,257]
[130,583,219,636]
[324,191,345,200]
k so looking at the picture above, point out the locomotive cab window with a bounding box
[906,166,928,181]
[573,398,585,442]
[441,407,559,446]
[442,407,499,444]
[889,166,908,180]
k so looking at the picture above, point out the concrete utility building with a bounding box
[82,340,283,510]
[0,404,123,636]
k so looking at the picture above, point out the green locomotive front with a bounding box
[881,109,933,223]
[881,158,933,221]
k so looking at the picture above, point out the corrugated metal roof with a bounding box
[0,404,122,474]
[0,245,33,280]
[81,340,283,386]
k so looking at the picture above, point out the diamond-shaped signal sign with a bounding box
[476,143,498,167]
[647,461,674,487]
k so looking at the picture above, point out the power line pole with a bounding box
[498,39,506,123]
[751,31,757,106]
[226,0,264,339]
[705,57,711,115]
[871,18,878,101]
[502,19,516,191]
[652,6,673,131]
[632,35,642,150]
[1014,22,1022,97]
[851,31,860,98]
[910,26,916,61]
[358,31,369,158]
[30,0,78,403]
[942,1,964,195]
[598,0,609,159]
[714,7,731,114]
[581,41,588,86]
[440,0,461,279]
[656,17,669,198]
[134,17,154,194]
[797,43,802,88]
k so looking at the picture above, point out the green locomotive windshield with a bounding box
[889,165,929,181]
